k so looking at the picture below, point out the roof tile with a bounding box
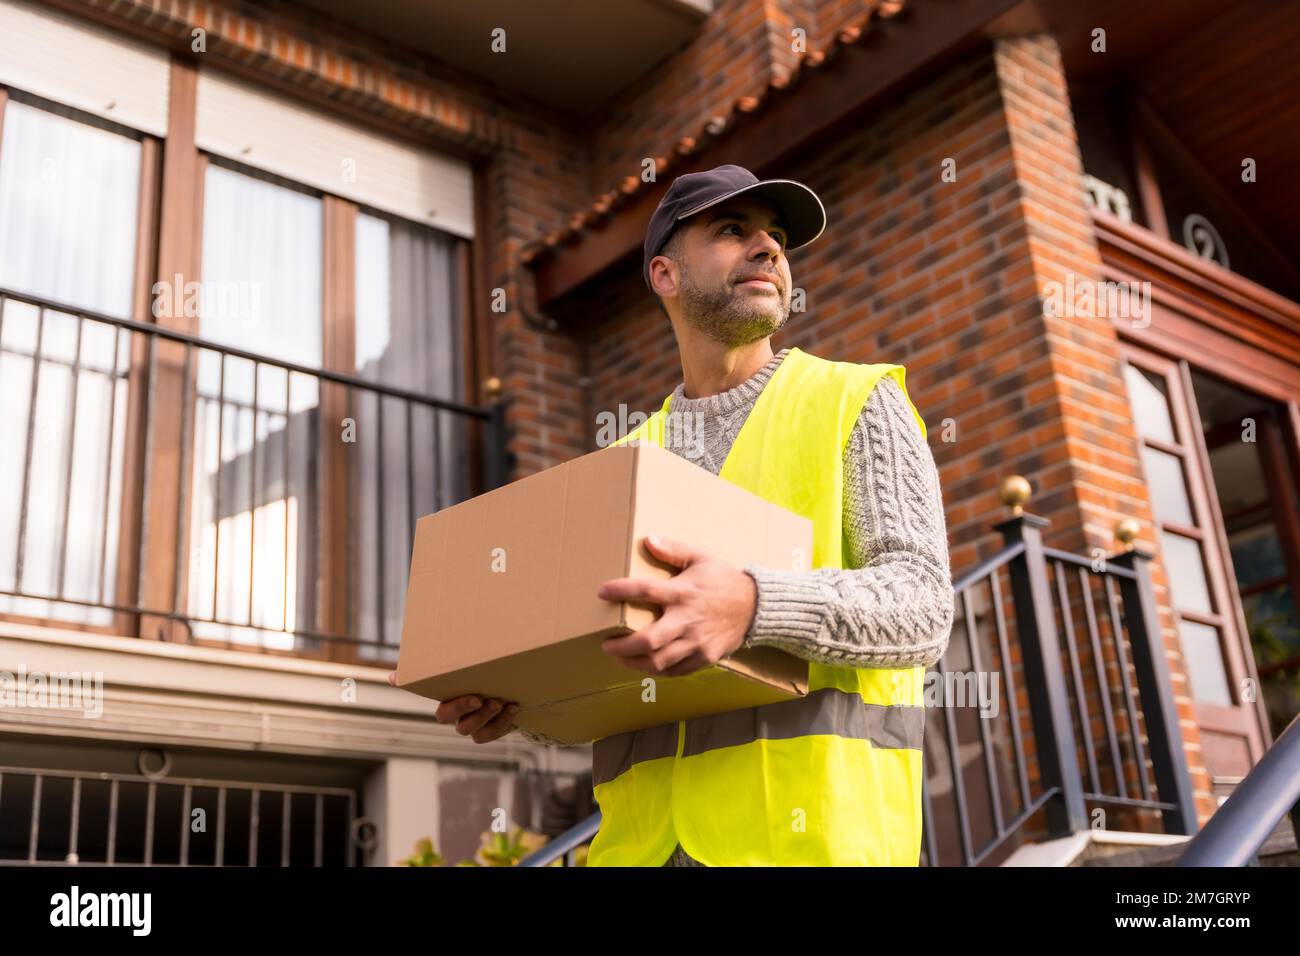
[521,0,912,266]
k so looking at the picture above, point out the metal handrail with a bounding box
[1041,545,1138,580]
[0,284,512,653]
[0,286,493,417]
[1176,713,1300,867]
[516,812,602,867]
[950,539,1024,591]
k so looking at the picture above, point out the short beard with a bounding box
[676,257,791,347]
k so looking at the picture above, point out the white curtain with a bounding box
[0,100,140,318]
[352,212,467,658]
[0,100,139,625]
[186,163,322,650]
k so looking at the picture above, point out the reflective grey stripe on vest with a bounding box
[592,722,678,788]
[592,688,924,788]
[683,687,925,758]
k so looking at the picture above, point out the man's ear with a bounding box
[648,257,673,298]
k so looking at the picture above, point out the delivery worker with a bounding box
[389,163,954,867]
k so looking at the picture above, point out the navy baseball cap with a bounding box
[642,163,827,291]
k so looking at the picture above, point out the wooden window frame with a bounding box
[320,194,356,664]
[0,84,161,641]
[159,59,477,662]
[1121,342,1270,761]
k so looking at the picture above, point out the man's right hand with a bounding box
[387,671,519,744]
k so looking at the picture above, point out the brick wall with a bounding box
[587,0,903,188]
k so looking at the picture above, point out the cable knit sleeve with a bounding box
[738,375,954,669]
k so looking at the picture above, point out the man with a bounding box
[390,164,954,866]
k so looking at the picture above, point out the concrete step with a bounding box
[1080,816,1298,867]
[999,817,1298,866]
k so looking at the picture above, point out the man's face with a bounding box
[664,196,794,346]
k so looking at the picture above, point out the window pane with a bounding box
[1229,522,1287,589]
[1177,620,1233,706]
[1208,439,1268,513]
[1161,531,1214,615]
[352,211,467,659]
[199,163,322,366]
[0,302,128,626]
[189,163,322,650]
[0,100,140,318]
[1243,584,1300,666]
[1124,364,1176,444]
[354,212,460,397]
[1141,446,1195,527]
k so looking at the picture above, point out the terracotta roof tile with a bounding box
[520,0,910,266]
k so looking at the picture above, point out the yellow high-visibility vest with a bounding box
[587,347,930,866]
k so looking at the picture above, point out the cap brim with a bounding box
[677,179,827,250]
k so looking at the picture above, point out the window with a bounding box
[185,163,324,649]
[180,163,470,657]
[1123,361,1233,706]
[0,99,141,317]
[351,211,468,659]
[0,68,477,661]
[0,99,140,626]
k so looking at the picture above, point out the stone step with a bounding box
[1079,816,1297,867]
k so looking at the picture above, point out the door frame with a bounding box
[1120,342,1270,769]
[1096,211,1300,765]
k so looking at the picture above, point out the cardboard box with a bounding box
[395,442,812,744]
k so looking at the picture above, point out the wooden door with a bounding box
[1120,343,1269,782]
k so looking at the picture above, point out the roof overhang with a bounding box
[289,0,714,119]
[525,0,1025,316]
[1035,0,1300,278]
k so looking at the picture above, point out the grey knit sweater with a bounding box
[516,348,955,866]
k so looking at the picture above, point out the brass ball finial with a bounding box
[999,475,1032,516]
[483,376,503,399]
[1115,517,1140,549]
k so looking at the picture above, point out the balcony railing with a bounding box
[0,287,510,662]
[920,509,1196,866]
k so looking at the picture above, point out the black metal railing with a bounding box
[0,287,510,658]
[920,511,1197,867]
[0,765,365,866]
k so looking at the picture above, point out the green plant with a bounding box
[475,825,547,866]
[398,837,444,867]
[400,828,591,867]
[1247,608,1297,665]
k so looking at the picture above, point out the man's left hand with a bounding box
[595,535,758,677]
